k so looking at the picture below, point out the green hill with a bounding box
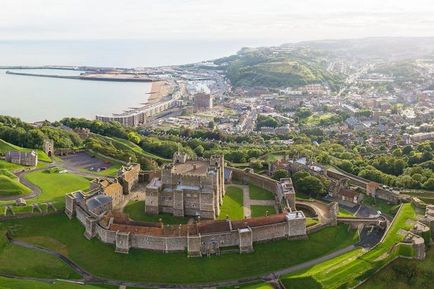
[215,47,343,89]
[0,168,17,179]
[0,175,31,197]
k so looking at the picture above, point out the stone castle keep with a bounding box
[65,153,307,256]
[145,152,225,219]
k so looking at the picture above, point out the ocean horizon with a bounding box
[0,39,268,122]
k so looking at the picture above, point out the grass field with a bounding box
[306,217,319,227]
[0,175,31,196]
[249,184,274,200]
[251,205,276,217]
[0,160,23,171]
[1,214,358,284]
[337,209,354,217]
[0,277,118,289]
[280,203,417,289]
[219,186,244,220]
[123,200,189,224]
[24,169,90,204]
[0,228,79,280]
[362,196,399,217]
[304,113,339,126]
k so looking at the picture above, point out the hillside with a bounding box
[286,37,434,60]
[371,60,429,83]
[0,175,31,197]
[0,139,51,163]
[214,47,343,89]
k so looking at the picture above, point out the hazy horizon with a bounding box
[1,0,434,46]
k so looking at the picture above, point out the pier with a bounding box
[5,70,154,83]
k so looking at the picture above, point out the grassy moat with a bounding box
[1,214,357,283]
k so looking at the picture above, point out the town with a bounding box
[0,37,434,289]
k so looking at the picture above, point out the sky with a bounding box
[0,0,434,44]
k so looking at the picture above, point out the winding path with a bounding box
[0,158,102,202]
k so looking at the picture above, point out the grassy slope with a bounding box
[103,136,169,162]
[0,228,79,279]
[219,186,244,220]
[281,203,416,289]
[0,175,31,196]
[0,169,17,179]
[249,184,274,200]
[251,205,276,217]
[1,214,357,284]
[24,169,90,204]
[123,200,189,224]
[0,160,23,171]
[357,247,434,289]
[0,139,51,163]
[0,277,117,289]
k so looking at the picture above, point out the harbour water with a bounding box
[0,39,265,122]
[0,68,152,122]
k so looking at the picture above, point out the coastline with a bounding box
[147,81,170,104]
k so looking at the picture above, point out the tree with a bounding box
[127,131,141,144]
[292,171,326,197]
[338,160,354,173]
[272,169,289,181]
[423,178,434,190]
[194,145,205,156]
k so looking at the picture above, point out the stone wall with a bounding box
[69,203,307,256]
[229,167,296,211]
[327,167,401,204]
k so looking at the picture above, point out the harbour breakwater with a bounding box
[5,70,154,83]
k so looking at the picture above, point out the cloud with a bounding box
[0,0,433,41]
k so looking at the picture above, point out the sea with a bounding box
[0,39,267,122]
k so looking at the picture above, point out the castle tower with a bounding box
[42,139,54,157]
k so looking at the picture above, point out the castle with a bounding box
[64,153,308,256]
[145,152,225,219]
[5,151,38,166]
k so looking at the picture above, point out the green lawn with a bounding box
[304,113,339,126]
[123,200,189,224]
[0,277,117,289]
[24,169,90,204]
[1,214,357,284]
[0,160,23,172]
[362,196,399,217]
[337,209,354,217]
[306,217,319,227]
[281,203,417,289]
[0,175,31,196]
[251,205,276,217]
[219,186,244,220]
[249,184,274,200]
[0,228,79,280]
